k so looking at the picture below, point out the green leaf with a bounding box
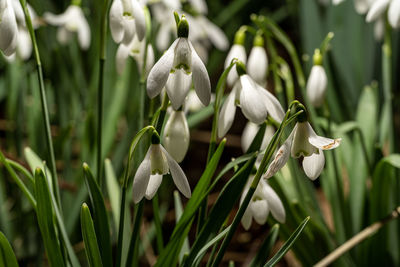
[183,156,257,266]
[24,147,53,194]
[154,140,226,267]
[174,191,190,264]
[105,159,121,231]
[0,232,19,267]
[34,168,65,267]
[250,224,280,267]
[83,163,113,267]
[81,203,104,267]
[264,217,310,267]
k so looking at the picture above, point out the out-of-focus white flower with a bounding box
[224,29,247,87]
[183,89,215,113]
[241,122,275,152]
[109,0,145,44]
[306,50,327,108]
[0,0,18,56]
[116,35,154,75]
[44,4,91,50]
[163,110,190,163]
[188,0,208,14]
[265,121,341,180]
[147,16,211,110]
[132,141,191,203]
[366,0,400,28]
[247,34,268,86]
[218,63,285,138]
[241,176,285,230]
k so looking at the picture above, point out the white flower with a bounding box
[0,0,18,56]
[116,35,154,75]
[132,143,191,203]
[366,0,400,28]
[109,0,146,44]
[247,46,268,86]
[241,177,285,230]
[224,44,246,87]
[306,65,327,107]
[163,110,190,163]
[265,121,341,180]
[44,5,91,50]
[241,122,275,152]
[147,16,211,110]
[218,72,285,138]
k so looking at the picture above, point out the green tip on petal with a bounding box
[71,0,81,6]
[253,34,264,47]
[236,61,247,76]
[151,131,161,144]
[234,27,246,45]
[313,49,323,66]
[177,15,189,38]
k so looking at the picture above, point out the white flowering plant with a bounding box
[0,0,399,266]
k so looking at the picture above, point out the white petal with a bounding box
[160,146,191,198]
[76,15,91,50]
[217,86,237,138]
[189,0,208,14]
[264,137,291,179]
[149,144,169,175]
[307,122,341,150]
[374,18,385,41]
[241,205,253,230]
[132,149,151,203]
[306,65,327,107]
[43,9,71,26]
[162,111,190,163]
[257,85,285,123]
[200,17,228,50]
[144,44,155,77]
[251,200,269,225]
[56,27,72,45]
[147,39,178,98]
[241,122,260,152]
[190,41,211,106]
[261,181,286,223]
[109,0,124,43]
[354,0,370,14]
[239,75,268,124]
[291,122,318,157]
[156,23,172,51]
[121,17,136,44]
[16,27,32,60]
[261,125,275,151]
[116,43,130,74]
[302,149,325,180]
[0,0,18,56]
[145,174,163,200]
[131,0,146,40]
[224,44,247,87]
[388,0,400,28]
[366,0,390,22]
[248,46,268,85]
[165,69,192,110]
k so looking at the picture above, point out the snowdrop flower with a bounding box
[241,176,285,230]
[132,132,191,203]
[183,89,215,113]
[109,0,145,44]
[116,35,154,75]
[224,28,247,87]
[0,0,18,56]
[247,34,268,86]
[366,0,400,28]
[44,3,91,50]
[162,110,190,163]
[218,62,285,138]
[306,49,327,108]
[265,110,341,180]
[147,15,211,110]
[241,122,275,152]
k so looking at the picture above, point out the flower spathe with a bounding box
[44,5,91,50]
[0,0,18,56]
[306,65,327,107]
[146,16,211,110]
[109,0,146,44]
[132,144,191,203]
[241,176,285,230]
[265,121,341,180]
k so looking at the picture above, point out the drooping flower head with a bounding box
[132,130,191,203]
[146,14,211,110]
[366,0,400,28]
[247,33,268,86]
[224,27,247,87]
[0,0,18,56]
[306,49,327,108]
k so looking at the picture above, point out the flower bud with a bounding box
[248,35,268,85]
[163,110,190,163]
[306,65,327,107]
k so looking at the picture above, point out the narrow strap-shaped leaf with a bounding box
[34,168,65,267]
[83,163,112,267]
[174,191,190,264]
[81,203,104,267]
[250,224,280,267]
[104,159,121,231]
[264,217,310,267]
[25,147,53,194]
[0,232,19,267]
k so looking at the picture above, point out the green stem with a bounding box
[125,200,145,267]
[18,0,61,208]
[211,106,302,267]
[152,194,164,253]
[115,186,127,267]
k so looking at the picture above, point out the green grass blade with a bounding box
[34,168,65,267]
[24,147,53,195]
[81,203,104,267]
[105,158,121,232]
[0,231,19,267]
[83,163,113,267]
[250,224,280,267]
[264,217,310,267]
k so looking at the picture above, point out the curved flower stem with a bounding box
[211,105,303,267]
[18,0,61,208]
